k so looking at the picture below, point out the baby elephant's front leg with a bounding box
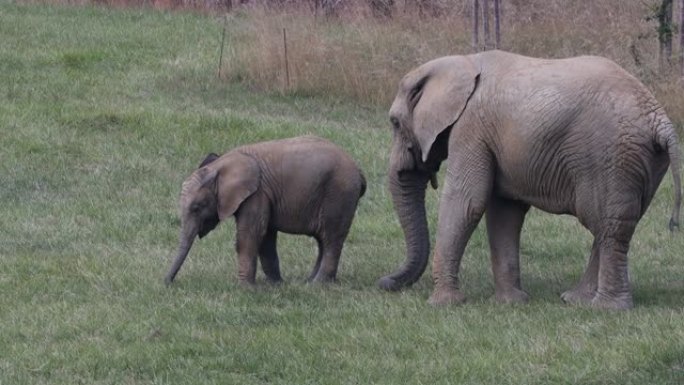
[235,230,259,286]
[258,229,283,283]
[234,195,270,286]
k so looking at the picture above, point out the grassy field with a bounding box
[2,3,684,384]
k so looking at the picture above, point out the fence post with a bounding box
[217,14,227,78]
[283,28,290,89]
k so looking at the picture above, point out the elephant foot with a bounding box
[265,276,283,285]
[560,287,595,306]
[163,275,175,287]
[310,274,337,284]
[428,287,466,306]
[494,288,530,304]
[238,278,257,289]
[377,276,404,292]
[590,293,633,310]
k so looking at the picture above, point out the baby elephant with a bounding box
[165,136,366,286]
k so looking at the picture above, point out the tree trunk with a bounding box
[321,0,339,17]
[472,0,480,52]
[494,0,501,49]
[369,0,394,18]
[680,0,684,74]
[658,0,674,69]
[483,0,490,50]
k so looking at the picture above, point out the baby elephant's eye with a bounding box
[190,202,201,212]
[390,117,400,130]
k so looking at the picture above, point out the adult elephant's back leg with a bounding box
[561,238,599,305]
[591,190,642,310]
[486,196,530,304]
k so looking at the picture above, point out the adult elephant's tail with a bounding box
[657,125,682,231]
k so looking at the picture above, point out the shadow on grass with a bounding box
[520,272,684,309]
[617,345,684,385]
[633,282,684,309]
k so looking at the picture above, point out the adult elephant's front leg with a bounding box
[428,154,493,306]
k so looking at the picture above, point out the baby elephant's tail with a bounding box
[359,170,367,199]
[657,125,682,231]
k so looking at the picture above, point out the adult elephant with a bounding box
[378,50,681,310]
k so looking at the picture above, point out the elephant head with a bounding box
[378,55,481,291]
[164,152,260,285]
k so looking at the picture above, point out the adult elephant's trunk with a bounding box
[377,169,431,291]
[164,228,197,286]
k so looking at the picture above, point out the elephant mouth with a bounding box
[429,173,438,189]
[407,144,441,190]
[397,167,438,190]
[198,214,220,239]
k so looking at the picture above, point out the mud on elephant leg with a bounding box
[486,197,530,304]
[258,229,283,283]
[561,238,599,305]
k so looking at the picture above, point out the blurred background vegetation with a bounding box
[25,0,684,130]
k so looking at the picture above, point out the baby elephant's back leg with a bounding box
[309,183,362,282]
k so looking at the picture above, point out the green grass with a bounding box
[1,3,684,384]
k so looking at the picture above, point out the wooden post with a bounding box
[283,28,290,89]
[482,0,490,50]
[217,14,227,79]
[680,0,684,75]
[472,0,479,52]
[494,0,500,49]
[658,0,674,69]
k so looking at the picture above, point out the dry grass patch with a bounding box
[219,0,684,130]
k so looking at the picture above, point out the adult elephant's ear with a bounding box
[411,56,480,162]
[215,152,260,221]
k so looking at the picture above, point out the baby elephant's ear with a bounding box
[198,153,220,168]
[216,152,260,221]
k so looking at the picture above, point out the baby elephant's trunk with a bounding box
[164,232,196,285]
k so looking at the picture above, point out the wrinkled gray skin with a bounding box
[379,50,682,310]
[165,136,366,286]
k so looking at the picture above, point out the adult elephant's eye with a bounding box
[409,77,427,107]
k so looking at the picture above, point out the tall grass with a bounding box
[217,0,684,124]
[25,0,684,123]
